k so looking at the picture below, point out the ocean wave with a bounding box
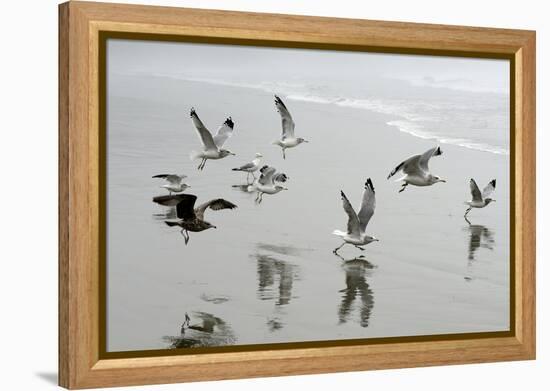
[387,120,509,155]
[149,74,509,155]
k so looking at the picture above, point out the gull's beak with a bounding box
[283,187,289,190]
[212,225,217,229]
[230,152,236,156]
[440,179,447,183]
[303,140,309,143]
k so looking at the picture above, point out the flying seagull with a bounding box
[231,153,263,182]
[272,95,308,159]
[464,178,496,218]
[387,146,446,193]
[190,108,236,170]
[248,165,288,203]
[333,178,379,254]
[152,174,189,195]
[153,193,237,244]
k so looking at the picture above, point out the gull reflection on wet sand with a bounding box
[336,255,375,328]
[254,243,302,331]
[465,219,495,261]
[163,312,236,348]
[463,217,495,281]
[151,204,177,220]
[256,255,298,305]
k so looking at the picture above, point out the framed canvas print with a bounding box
[59,1,536,389]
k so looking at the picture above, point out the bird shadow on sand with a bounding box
[152,205,177,220]
[256,242,312,257]
[334,255,376,328]
[463,216,495,282]
[163,312,236,349]
[231,183,254,193]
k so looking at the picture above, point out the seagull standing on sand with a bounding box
[153,193,237,244]
[231,153,263,182]
[465,179,496,218]
[152,174,189,195]
[190,108,236,170]
[333,178,379,254]
[387,146,446,193]
[248,165,288,203]
[272,95,308,159]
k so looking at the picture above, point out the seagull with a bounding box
[153,193,237,244]
[189,108,236,170]
[231,153,263,182]
[180,312,191,335]
[333,178,379,254]
[152,174,189,195]
[248,165,288,203]
[272,95,308,159]
[465,179,496,218]
[387,146,446,193]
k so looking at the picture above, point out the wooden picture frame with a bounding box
[59,1,536,389]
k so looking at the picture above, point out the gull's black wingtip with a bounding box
[340,190,345,198]
[274,95,287,109]
[224,116,234,129]
[436,146,443,155]
[365,178,375,192]
[190,107,196,117]
[490,179,496,187]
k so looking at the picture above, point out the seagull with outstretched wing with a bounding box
[333,178,379,254]
[153,193,237,244]
[189,108,236,170]
[272,95,308,159]
[247,165,288,203]
[387,146,446,193]
[464,178,496,218]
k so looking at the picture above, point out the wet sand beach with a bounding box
[106,74,509,352]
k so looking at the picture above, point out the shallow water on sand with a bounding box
[106,75,509,352]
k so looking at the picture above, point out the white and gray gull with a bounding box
[464,178,496,218]
[272,95,308,159]
[247,165,288,203]
[333,178,379,254]
[231,153,263,181]
[152,174,189,195]
[387,146,446,193]
[189,108,236,170]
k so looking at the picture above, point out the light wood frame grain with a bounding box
[59,1,536,389]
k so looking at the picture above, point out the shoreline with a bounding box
[126,73,510,157]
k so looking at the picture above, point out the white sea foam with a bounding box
[387,121,509,155]
[147,73,509,155]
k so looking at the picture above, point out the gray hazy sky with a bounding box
[108,39,509,94]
